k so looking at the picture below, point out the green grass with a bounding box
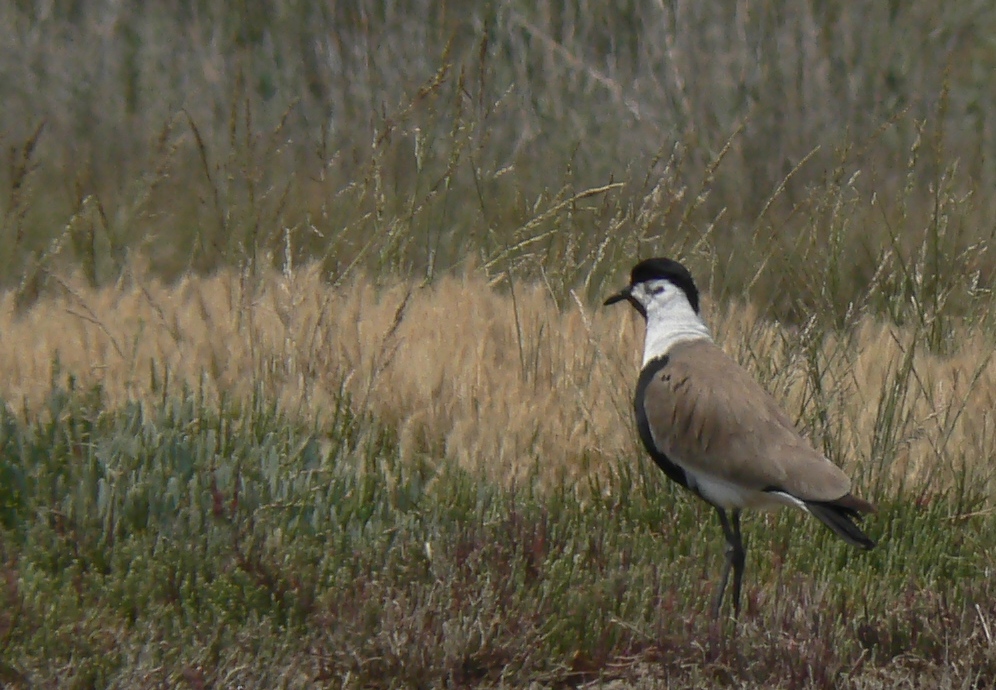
[1,383,994,688]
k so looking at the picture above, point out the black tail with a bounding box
[805,494,876,550]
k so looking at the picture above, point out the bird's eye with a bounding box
[648,285,665,296]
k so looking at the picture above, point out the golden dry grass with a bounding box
[1,266,994,495]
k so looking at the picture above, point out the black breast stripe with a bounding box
[634,355,691,491]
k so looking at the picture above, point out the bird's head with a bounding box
[603,257,701,319]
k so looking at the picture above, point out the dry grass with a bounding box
[3,265,994,496]
[3,1,995,318]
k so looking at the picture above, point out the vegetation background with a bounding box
[1,0,996,687]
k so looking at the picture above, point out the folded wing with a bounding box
[641,340,852,502]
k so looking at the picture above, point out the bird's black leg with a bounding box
[729,509,745,617]
[711,508,746,620]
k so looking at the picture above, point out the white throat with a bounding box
[642,299,712,365]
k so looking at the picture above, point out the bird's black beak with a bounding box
[603,285,647,319]
[603,287,631,306]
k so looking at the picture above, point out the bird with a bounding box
[604,257,875,619]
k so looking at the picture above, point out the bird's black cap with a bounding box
[629,258,700,313]
[603,257,700,314]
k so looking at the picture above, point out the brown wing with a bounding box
[642,340,852,501]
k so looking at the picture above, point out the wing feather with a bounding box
[641,340,851,502]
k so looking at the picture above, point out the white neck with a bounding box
[642,300,712,365]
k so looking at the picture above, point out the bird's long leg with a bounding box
[729,510,745,617]
[711,508,746,620]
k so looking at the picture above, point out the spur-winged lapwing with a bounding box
[605,257,875,619]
